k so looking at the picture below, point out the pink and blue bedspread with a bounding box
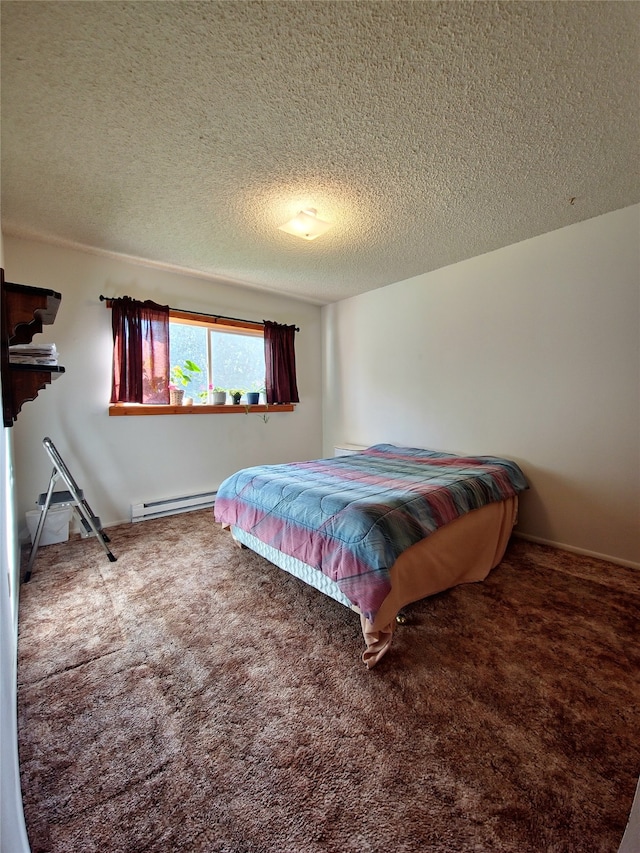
[214,445,527,622]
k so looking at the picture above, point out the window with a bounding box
[108,298,298,416]
[169,312,265,403]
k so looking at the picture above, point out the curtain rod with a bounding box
[99,295,299,332]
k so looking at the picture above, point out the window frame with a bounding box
[108,309,295,416]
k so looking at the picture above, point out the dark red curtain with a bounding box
[110,297,170,404]
[264,321,299,404]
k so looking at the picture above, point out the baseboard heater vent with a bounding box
[131,490,217,523]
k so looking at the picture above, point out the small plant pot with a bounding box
[170,389,184,406]
[231,394,242,405]
[246,392,260,405]
[211,391,227,405]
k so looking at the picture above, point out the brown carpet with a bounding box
[17,510,639,853]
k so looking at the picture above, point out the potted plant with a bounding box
[210,386,227,405]
[168,383,184,406]
[229,389,243,405]
[170,360,201,405]
[246,380,264,406]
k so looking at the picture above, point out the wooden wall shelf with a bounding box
[1,270,65,427]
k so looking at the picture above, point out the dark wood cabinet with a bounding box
[1,269,65,427]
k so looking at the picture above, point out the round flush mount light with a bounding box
[278,208,332,241]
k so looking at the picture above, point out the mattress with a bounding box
[215,444,528,626]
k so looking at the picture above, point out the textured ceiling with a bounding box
[2,1,639,305]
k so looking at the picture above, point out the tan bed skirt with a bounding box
[361,496,519,667]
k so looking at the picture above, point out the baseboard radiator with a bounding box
[131,490,217,523]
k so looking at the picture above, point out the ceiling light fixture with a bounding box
[278,208,332,241]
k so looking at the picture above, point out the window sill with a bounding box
[108,403,295,417]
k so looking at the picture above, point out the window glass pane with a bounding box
[211,330,264,400]
[169,322,208,401]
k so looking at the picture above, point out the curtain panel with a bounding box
[264,321,299,405]
[110,297,170,404]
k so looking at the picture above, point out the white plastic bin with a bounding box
[26,506,72,546]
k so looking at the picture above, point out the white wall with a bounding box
[322,205,640,566]
[619,776,640,853]
[0,430,30,853]
[3,236,323,532]
[1,231,31,849]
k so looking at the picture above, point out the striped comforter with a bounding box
[214,445,528,622]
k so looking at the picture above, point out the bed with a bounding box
[214,444,528,667]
